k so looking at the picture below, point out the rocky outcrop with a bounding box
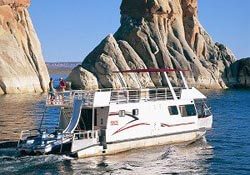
[224,58,250,88]
[69,0,236,89]
[0,0,49,94]
[67,65,98,90]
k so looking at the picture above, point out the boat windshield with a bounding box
[195,100,212,118]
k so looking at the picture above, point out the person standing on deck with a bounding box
[48,78,55,101]
[59,77,66,92]
[58,77,66,100]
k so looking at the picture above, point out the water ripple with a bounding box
[0,89,250,174]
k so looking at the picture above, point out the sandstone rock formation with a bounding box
[69,0,237,89]
[0,0,49,94]
[224,57,250,88]
[67,65,98,90]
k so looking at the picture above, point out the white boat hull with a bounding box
[75,129,205,158]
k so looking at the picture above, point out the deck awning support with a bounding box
[163,72,177,100]
[117,72,127,88]
[180,71,189,89]
[113,68,190,99]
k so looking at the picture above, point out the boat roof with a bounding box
[113,68,189,73]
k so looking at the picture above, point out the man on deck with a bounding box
[59,77,66,92]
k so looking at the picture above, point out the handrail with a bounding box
[45,87,185,107]
[46,91,74,107]
[19,128,66,141]
[17,128,76,150]
[73,130,99,141]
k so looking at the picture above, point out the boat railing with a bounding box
[18,128,74,141]
[19,129,42,141]
[45,87,183,107]
[17,128,76,152]
[73,130,99,141]
[46,91,74,107]
[74,91,95,106]
[110,87,182,104]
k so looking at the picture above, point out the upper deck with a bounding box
[45,87,206,108]
[46,69,207,108]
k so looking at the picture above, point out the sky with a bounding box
[29,0,250,62]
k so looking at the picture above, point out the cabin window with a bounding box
[119,110,125,117]
[168,106,178,115]
[179,104,196,117]
[194,100,212,117]
[132,109,139,116]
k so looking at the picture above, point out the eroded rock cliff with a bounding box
[0,0,49,94]
[225,57,250,88]
[68,0,236,89]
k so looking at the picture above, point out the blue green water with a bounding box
[205,90,250,175]
[0,89,250,175]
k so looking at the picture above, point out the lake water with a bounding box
[0,87,250,175]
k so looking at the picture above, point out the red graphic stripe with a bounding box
[109,112,119,116]
[112,123,150,135]
[161,122,195,127]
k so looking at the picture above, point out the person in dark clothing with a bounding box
[49,78,55,101]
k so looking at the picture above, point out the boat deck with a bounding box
[45,87,183,108]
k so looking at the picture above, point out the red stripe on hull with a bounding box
[109,112,119,116]
[112,123,150,135]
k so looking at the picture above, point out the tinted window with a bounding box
[168,106,178,115]
[179,104,196,117]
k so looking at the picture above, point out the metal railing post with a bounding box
[60,135,63,154]
[180,71,189,89]
[156,89,158,101]
[163,72,177,100]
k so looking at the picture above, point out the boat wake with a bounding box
[0,148,72,174]
[0,138,214,175]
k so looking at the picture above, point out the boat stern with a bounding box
[17,135,52,155]
[17,129,72,155]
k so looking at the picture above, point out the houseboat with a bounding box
[17,69,213,158]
